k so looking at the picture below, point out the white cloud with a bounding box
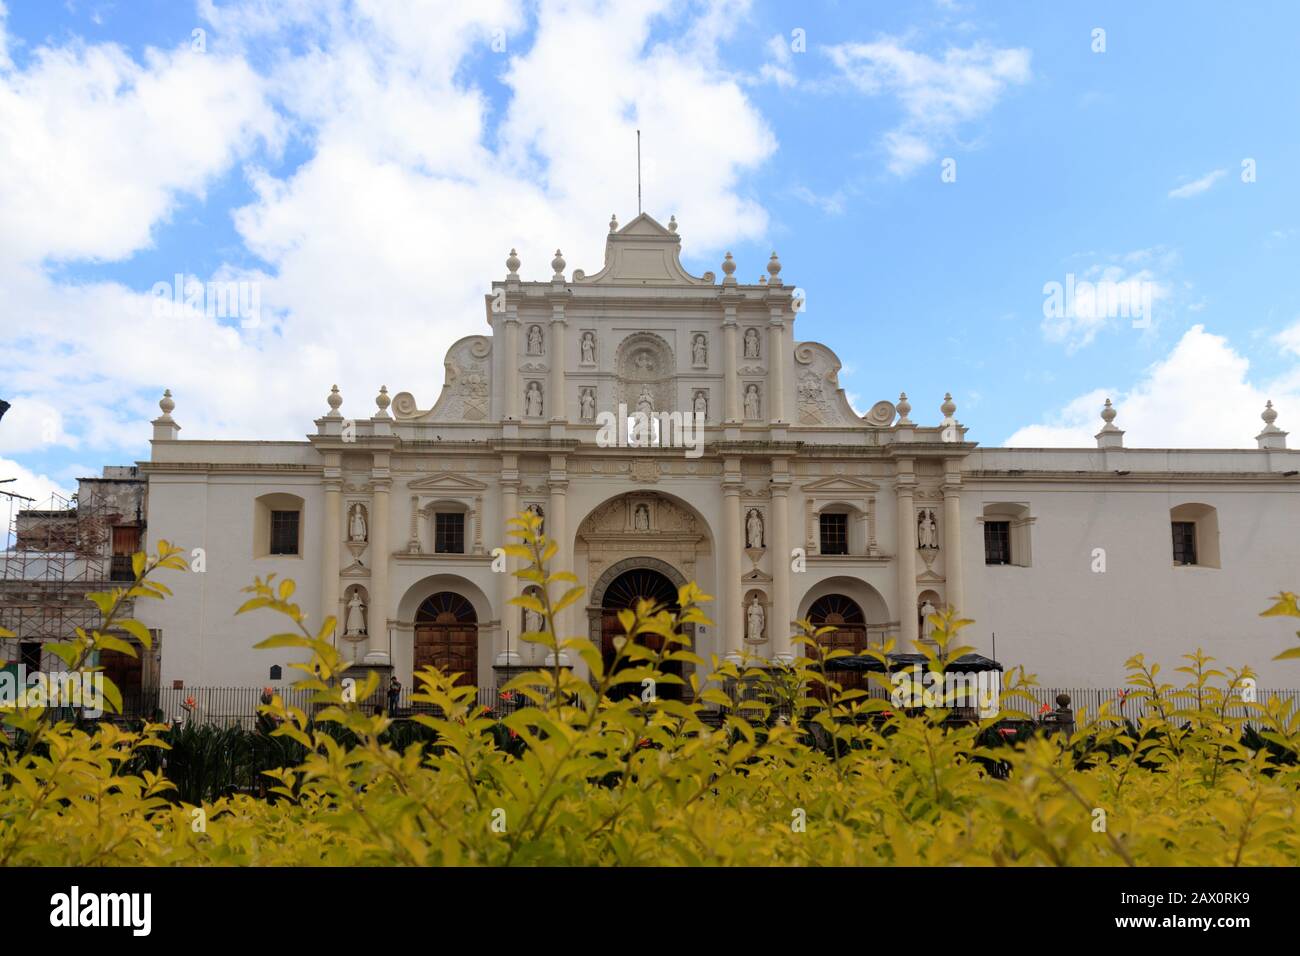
[1006,325,1300,448]
[0,1,11,72]
[0,456,73,508]
[825,37,1030,176]
[0,37,278,263]
[1168,168,1225,199]
[1275,317,1300,358]
[755,32,796,88]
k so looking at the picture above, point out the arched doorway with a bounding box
[598,564,684,701]
[414,592,478,687]
[807,594,869,700]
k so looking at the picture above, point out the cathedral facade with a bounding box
[138,214,1300,692]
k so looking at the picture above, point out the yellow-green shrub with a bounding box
[2,518,1299,866]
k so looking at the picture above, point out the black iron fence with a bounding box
[114,683,1300,729]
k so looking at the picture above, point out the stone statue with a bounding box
[744,327,760,359]
[633,504,650,531]
[636,386,654,418]
[344,592,366,636]
[581,331,596,364]
[525,503,544,534]
[580,387,595,421]
[744,384,760,420]
[527,325,543,355]
[917,509,937,549]
[920,599,938,641]
[525,381,543,417]
[745,508,764,549]
[349,504,367,542]
[524,606,544,635]
[746,595,765,643]
[692,334,707,365]
[693,390,707,420]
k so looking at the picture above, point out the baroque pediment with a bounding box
[406,472,489,492]
[571,213,715,286]
[800,475,880,494]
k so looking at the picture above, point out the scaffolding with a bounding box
[0,473,144,646]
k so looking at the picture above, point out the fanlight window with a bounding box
[415,592,477,625]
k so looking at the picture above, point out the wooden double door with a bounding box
[414,592,478,687]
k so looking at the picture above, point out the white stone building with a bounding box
[137,214,1300,693]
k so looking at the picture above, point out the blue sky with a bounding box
[2,0,1299,505]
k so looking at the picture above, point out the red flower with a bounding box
[500,690,515,701]
[509,729,519,740]
[184,696,196,708]
[1038,703,1051,714]
[637,737,652,748]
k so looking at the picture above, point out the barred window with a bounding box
[435,512,465,554]
[269,510,300,555]
[819,513,849,556]
[1172,521,1197,565]
[984,520,1011,565]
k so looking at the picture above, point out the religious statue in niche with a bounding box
[348,503,368,542]
[524,605,544,635]
[743,327,761,359]
[525,503,545,534]
[527,325,544,355]
[580,387,596,421]
[344,590,367,637]
[693,390,707,420]
[634,350,655,373]
[746,595,766,643]
[636,385,654,418]
[633,503,651,531]
[745,508,765,549]
[917,509,938,549]
[580,331,596,364]
[692,334,708,366]
[919,599,938,642]
[524,381,544,417]
[744,383,761,420]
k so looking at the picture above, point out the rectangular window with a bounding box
[20,641,41,674]
[984,521,1011,565]
[110,526,140,581]
[1172,521,1197,565]
[269,510,300,555]
[435,512,465,554]
[819,513,849,556]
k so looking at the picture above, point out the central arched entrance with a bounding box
[593,559,688,701]
[414,592,478,687]
[807,593,868,699]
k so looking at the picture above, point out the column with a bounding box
[498,474,520,666]
[722,459,744,657]
[767,310,786,424]
[321,469,342,644]
[549,300,567,422]
[895,465,918,651]
[548,456,570,662]
[503,314,520,421]
[770,471,792,662]
[369,469,391,664]
[722,303,740,423]
[942,463,965,615]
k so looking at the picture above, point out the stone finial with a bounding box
[151,388,181,440]
[717,251,738,280]
[668,215,678,234]
[375,385,391,418]
[758,274,768,286]
[326,384,342,418]
[1096,396,1124,448]
[609,214,618,233]
[766,251,782,286]
[1257,399,1288,450]
[896,391,913,424]
[940,392,956,419]
[551,249,566,279]
[506,248,520,276]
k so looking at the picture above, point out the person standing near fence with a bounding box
[387,675,401,716]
